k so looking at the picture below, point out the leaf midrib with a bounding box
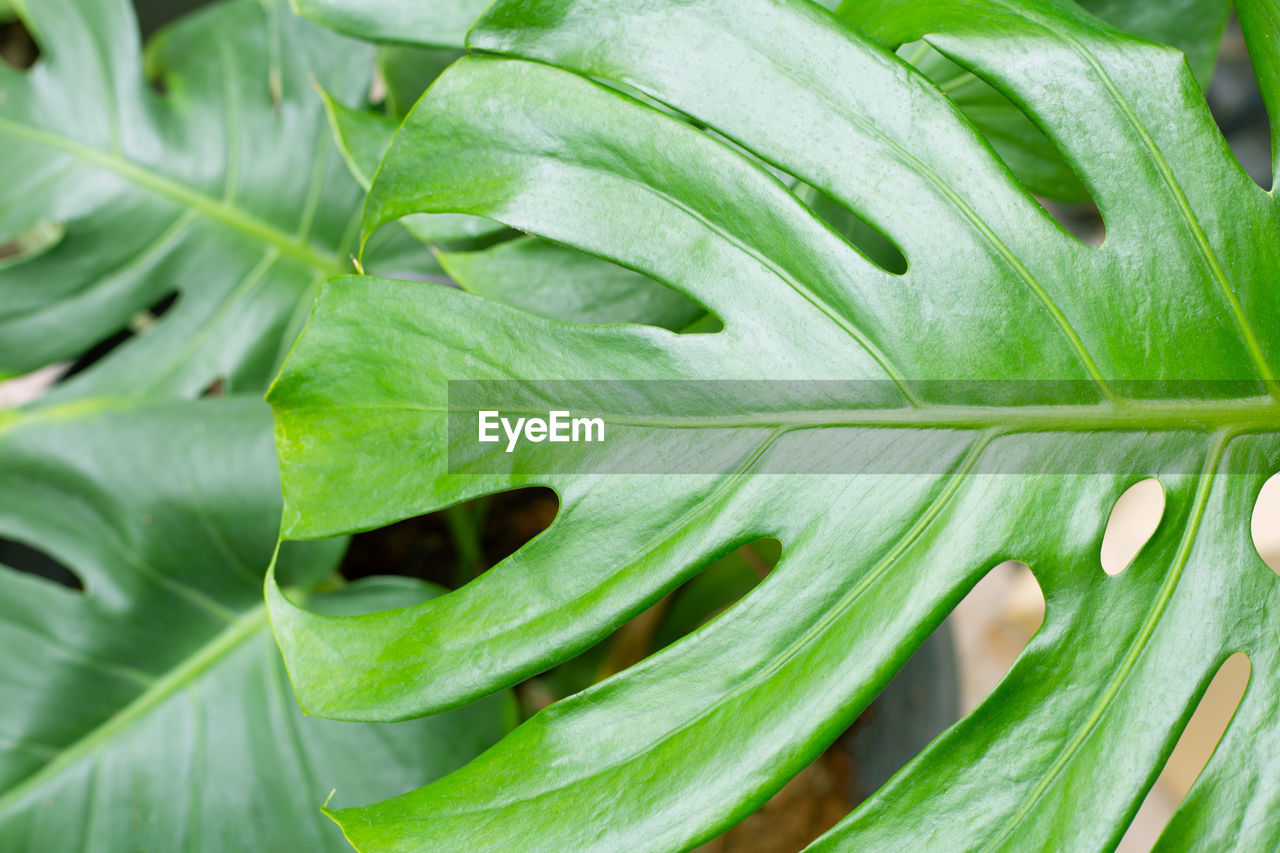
[0,605,267,816]
[330,395,1280,433]
[0,116,347,275]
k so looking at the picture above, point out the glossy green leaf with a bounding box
[0,0,435,400]
[267,0,1280,850]
[0,397,512,849]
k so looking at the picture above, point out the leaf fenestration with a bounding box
[0,398,513,850]
[0,0,417,400]
[267,0,1280,850]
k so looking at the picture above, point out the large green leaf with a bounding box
[0,0,431,400]
[0,397,513,849]
[266,0,1280,851]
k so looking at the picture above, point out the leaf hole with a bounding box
[1035,197,1106,247]
[1101,478,1166,576]
[519,537,780,716]
[950,560,1044,713]
[438,238,720,333]
[1209,16,1273,191]
[0,363,66,408]
[0,221,65,268]
[649,537,780,651]
[338,487,560,591]
[514,535,902,849]
[140,43,173,97]
[689,122,912,277]
[905,42,1107,245]
[702,597,962,852]
[793,182,909,276]
[1250,472,1280,576]
[61,291,178,380]
[841,613,964,805]
[785,559,1042,845]
[147,71,170,97]
[0,17,38,71]
[0,538,82,591]
[697,731,853,852]
[690,139,909,277]
[1117,652,1251,851]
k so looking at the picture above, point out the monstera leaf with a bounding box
[0,397,513,849]
[0,0,436,401]
[266,0,1280,851]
